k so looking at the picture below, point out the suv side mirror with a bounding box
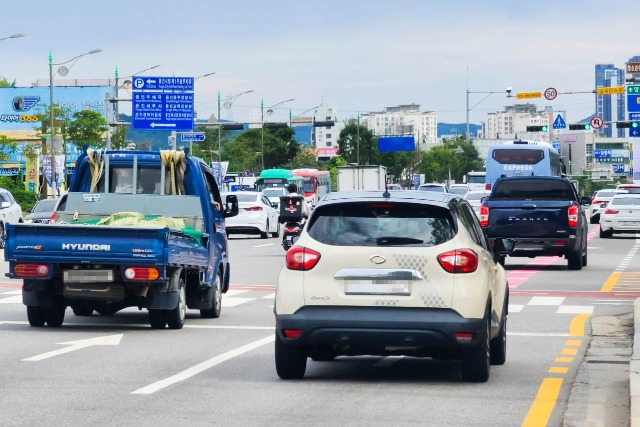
[224,194,239,218]
[493,238,515,261]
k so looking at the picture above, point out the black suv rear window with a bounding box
[492,179,574,200]
[307,202,455,246]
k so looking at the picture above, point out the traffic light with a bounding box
[313,120,335,127]
[526,125,548,132]
[263,122,289,129]
[616,121,639,129]
[222,123,245,130]
[569,124,591,130]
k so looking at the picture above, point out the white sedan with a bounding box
[599,193,640,238]
[222,191,280,238]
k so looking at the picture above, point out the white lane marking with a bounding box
[373,356,404,367]
[23,334,123,362]
[0,295,22,304]
[131,334,275,395]
[508,304,524,313]
[253,244,274,248]
[528,296,565,306]
[261,293,276,299]
[222,297,255,307]
[224,290,249,297]
[0,290,21,295]
[556,306,594,314]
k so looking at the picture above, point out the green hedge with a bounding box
[0,176,38,215]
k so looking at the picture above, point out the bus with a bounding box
[293,168,331,205]
[463,171,486,192]
[255,169,303,192]
[485,140,564,190]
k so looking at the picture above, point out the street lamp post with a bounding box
[0,33,26,43]
[49,48,101,196]
[261,98,294,170]
[217,89,254,162]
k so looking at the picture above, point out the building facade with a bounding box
[313,106,342,160]
[360,104,437,149]
[595,64,625,138]
[480,104,558,141]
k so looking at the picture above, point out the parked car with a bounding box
[48,193,68,224]
[590,189,624,224]
[274,191,514,382]
[0,188,24,248]
[386,183,403,191]
[418,183,448,193]
[449,183,470,196]
[24,198,59,224]
[599,193,640,238]
[464,190,491,217]
[262,187,289,211]
[222,191,280,238]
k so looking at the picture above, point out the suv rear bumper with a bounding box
[488,236,581,257]
[275,306,485,356]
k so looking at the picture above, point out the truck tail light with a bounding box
[568,205,578,227]
[286,246,321,271]
[437,249,478,273]
[244,206,263,211]
[604,208,619,215]
[479,205,489,227]
[124,267,160,281]
[14,264,49,277]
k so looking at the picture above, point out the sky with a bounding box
[1,0,637,126]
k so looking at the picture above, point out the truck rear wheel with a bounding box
[166,279,186,329]
[149,309,166,329]
[200,273,222,319]
[44,303,66,327]
[27,306,46,327]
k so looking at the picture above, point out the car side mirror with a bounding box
[224,194,239,218]
[0,201,10,208]
[480,196,488,203]
[580,196,592,206]
[271,202,278,209]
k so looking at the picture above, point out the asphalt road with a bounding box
[0,225,636,426]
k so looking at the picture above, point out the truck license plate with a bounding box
[63,270,114,283]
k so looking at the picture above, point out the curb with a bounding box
[631,298,640,427]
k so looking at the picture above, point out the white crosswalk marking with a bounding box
[508,304,524,313]
[0,295,22,304]
[528,296,565,306]
[556,306,594,314]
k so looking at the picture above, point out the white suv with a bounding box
[275,191,513,382]
[0,188,23,248]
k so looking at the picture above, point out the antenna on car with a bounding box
[383,188,391,198]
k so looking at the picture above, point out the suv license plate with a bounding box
[345,280,411,296]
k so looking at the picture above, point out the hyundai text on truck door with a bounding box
[5,149,239,329]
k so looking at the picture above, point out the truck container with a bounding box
[337,165,387,192]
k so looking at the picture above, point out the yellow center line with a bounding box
[555,357,573,363]
[600,272,621,292]
[548,367,569,374]
[521,378,563,427]
[561,348,578,356]
[570,314,591,337]
[565,340,581,347]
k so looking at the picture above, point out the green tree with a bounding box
[110,125,128,149]
[65,110,107,148]
[337,118,377,165]
[223,129,262,173]
[32,103,72,138]
[0,77,16,87]
[0,176,37,212]
[191,126,231,162]
[0,135,18,162]
[291,147,319,169]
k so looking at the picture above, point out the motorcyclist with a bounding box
[286,183,311,220]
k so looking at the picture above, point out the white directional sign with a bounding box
[590,115,604,130]
[552,114,566,129]
[22,334,123,361]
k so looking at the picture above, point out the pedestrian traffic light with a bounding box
[313,120,335,127]
[616,121,639,129]
[569,124,591,130]
[526,125,548,132]
[222,123,245,130]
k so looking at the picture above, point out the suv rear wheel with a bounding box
[275,332,307,379]
[567,250,583,270]
[461,316,490,382]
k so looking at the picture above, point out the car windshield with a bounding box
[263,189,284,198]
[308,202,455,247]
[32,199,58,212]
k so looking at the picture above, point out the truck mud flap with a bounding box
[23,289,56,307]
[145,289,179,310]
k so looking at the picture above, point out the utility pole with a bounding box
[356,113,360,165]
[217,90,221,163]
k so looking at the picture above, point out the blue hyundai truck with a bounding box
[479,175,591,270]
[5,149,238,329]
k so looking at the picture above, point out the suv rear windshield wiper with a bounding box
[377,236,424,246]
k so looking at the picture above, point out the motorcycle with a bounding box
[281,220,303,251]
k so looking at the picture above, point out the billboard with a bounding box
[378,135,416,152]
[0,86,111,131]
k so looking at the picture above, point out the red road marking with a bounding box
[511,289,640,299]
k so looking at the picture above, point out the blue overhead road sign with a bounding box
[132,76,194,92]
[552,114,566,129]
[181,132,205,142]
[132,92,194,131]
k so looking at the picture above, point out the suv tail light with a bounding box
[244,206,263,211]
[479,205,489,227]
[604,208,619,215]
[286,246,321,271]
[437,249,478,273]
[568,205,578,227]
[485,183,491,191]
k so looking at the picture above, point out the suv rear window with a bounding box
[492,179,574,200]
[307,202,455,247]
